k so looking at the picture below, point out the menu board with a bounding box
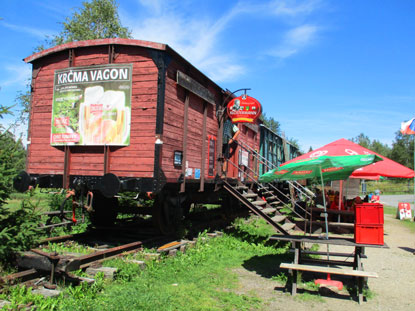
[51,64,132,146]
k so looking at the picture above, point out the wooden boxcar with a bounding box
[15,39,262,230]
[259,124,299,175]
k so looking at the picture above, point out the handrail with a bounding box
[236,140,315,200]
[225,158,310,219]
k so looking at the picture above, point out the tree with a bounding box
[370,139,391,158]
[22,0,132,125]
[390,131,414,170]
[0,130,26,204]
[288,137,300,151]
[351,133,371,149]
[260,113,281,134]
[0,104,40,265]
[350,133,392,158]
[50,0,131,47]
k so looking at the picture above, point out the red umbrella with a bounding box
[284,138,414,179]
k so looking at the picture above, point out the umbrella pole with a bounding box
[338,180,343,223]
[319,166,329,240]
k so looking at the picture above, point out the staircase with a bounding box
[220,141,316,236]
[222,180,298,235]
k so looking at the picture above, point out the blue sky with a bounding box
[1,0,414,151]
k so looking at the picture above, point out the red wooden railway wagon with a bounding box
[15,38,261,232]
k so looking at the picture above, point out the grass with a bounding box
[41,241,94,255]
[4,190,51,211]
[383,205,415,232]
[384,205,397,216]
[365,179,414,195]
[0,222,291,311]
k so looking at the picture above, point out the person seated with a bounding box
[350,196,362,212]
[370,190,380,203]
[330,194,345,210]
[327,190,335,205]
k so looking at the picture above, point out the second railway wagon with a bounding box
[15,38,262,232]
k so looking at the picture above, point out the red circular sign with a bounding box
[226,95,261,123]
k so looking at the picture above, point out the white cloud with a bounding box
[270,0,321,17]
[1,21,54,39]
[125,1,324,80]
[269,24,319,58]
[127,3,245,82]
[138,0,164,14]
[1,64,31,87]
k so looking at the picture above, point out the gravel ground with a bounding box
[234,214,415,311]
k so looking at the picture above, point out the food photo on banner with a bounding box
[50,63,132,146]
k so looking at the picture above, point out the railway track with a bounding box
[0,205,244,294]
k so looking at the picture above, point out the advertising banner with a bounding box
[398,202,412,220]
[227,95,261,123]
[51,63,132,146]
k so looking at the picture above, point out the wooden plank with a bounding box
[176,71,215,105]
[180,92,189,192]
[280,263,378,278]
[269,234,388,248]
[288,249,367,259]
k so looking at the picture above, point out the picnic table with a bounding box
[270,234,388,303]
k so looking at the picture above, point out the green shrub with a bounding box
[0,197,42,263]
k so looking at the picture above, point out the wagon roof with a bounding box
[24,38,225,93]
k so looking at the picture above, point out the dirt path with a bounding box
[235,214,415,311]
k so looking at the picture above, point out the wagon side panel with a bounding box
[162,59,221,182]
[27,51,72,175]
[27,45,158,179]
[109,45,158,177]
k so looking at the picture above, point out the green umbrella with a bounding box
[259,154,383,183]
[259,154,383,239]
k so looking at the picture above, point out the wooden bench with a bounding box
[280,263,378,304]
[288,249,368,259]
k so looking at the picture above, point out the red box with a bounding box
[354,224,384,245]
[355,203,384,225]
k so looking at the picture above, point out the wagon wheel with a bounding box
[152,194,184,236]
[89,191,118,227]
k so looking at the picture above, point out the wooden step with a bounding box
[261,207,276,215]
[261,191,273,196]
[243,193,258,199]
[269,201,282,206]
[236,185,248,191]
[281,223,296,231]
[252,200,267,206]
[271,215,286,223]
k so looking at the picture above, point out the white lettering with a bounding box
[119,68,128,80]
[103,69,110,80]
[58,67,130,84]
[96,70,103,81]
[82,71,88,82]
[72,71,83,82]
[90,71,97,81]
[110,69,118,80]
